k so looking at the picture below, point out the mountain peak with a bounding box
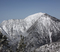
[24,12,45,21]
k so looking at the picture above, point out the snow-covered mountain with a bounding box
[0,12,60,52]
[0,13,45,43]
[24,13,60,52]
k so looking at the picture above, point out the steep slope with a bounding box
[0,26,8,36]
[24,12,45,29]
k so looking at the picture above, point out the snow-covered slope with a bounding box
[0,12,60,52]
[0,12,45,40]
[24,12,45,29]
[35,42,60,52]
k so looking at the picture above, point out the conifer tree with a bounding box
[0,31,13,52]
[0,32,8,51]
[16,35,26,52]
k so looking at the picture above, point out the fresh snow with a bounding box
[24,12,45,29]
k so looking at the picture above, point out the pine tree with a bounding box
[0,31,13,52]
[0,31,7,51]
[16,35,26,52]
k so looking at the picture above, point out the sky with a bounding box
[0,0,60,23]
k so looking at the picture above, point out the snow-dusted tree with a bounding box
[0,31,8,51]
[16,35,26,52]
[0,31,13,52]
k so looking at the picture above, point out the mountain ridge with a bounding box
[0,12,60,52]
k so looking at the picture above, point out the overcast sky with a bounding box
[0,0,60,23]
